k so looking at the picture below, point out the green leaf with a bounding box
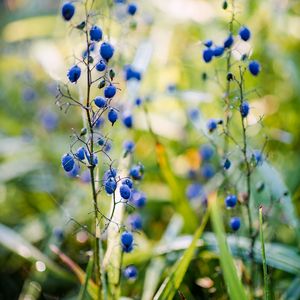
[0,223,72,280]
[259,207,271,300]
[209,194,248,300]
[77,256,94,300]
[153,207,210,300]
[281,277,300,300]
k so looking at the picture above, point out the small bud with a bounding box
[226,72,233,81]
[88,56,94,64]
[80,127,87,136]
[98,80,106,89]
[256,182,265,193]
[109,69,116,81]
[222,1,228,10]
[130,20,137,30]
[202,72,207,81]
[76,21,86,30]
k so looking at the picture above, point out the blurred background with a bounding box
[0,0,300,299]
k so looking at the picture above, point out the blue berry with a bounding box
[189,108,199,121]
[130,164,144,180]
[131,190,146,208]
[61,2,75,21]
[98,137,105,146]
[103,168,117,181]
[200,144,214,160]
[201,164,215,179]
[122,114,133,128]
[248,61,260,76]
[94,96,106,108]
[230,217,241,231]
[122,178,133,189]
[225,194,238,208]
[186,183,202,200]
[124,265,138,280]
[75,147,85,161]
[240,101,250,118]
[207,119,217,132]
[213,46,224,57]
[128,214,142,230]
[223,158,231,170]
[135,98,142,106]
[105,177,117,194]
[124,66,142,81]
[40,111,58,131]
[94,117,105,129]
[239,26,251,41]
[253,150,263,166]
[121,231,134,251]
[204,40,213,48]
[67,163,80,177]
[108,109,118,125]
[61,153,75,172]
[120,184,131,199]
[96,60,106,72]
[104,84,117,98]
[123,140,135,153]
[100,42,114,61]
[90,25,102,42]
[127,3,137,15]
[67,65,81,83]
[224,34,234,48]
[203,48,213,63]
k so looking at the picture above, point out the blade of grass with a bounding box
[153,205,210,300]
[155,142,198,231]
[259,207,271,300]
[77,255,94,300]
[209,194,248,300]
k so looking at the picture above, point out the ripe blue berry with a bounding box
[223,158,231,170]
[104,84,117,98]
[122,178,133,188]
[135,98,142,106]
[103,168,117,182]
[127,3,137,15]
[75,147,85,161]
[201,163,215,179]
[120,184,131,199]
[230,217,241,231]
[207,119,217,132]
[130,164,144,180]
[94,96,106,108]
[240,101,250,118]
[239,26,251,41]
[122,114,133,128]
[105,177,117,194]
[128,214,142,230]
[213,46,224,57]
[67,65,81,83]
[89,25,103,42]
[203,48,213,63]
[189,108,199,121]
[96,60,106,72]
[100,42,114,61]
[121,232,134,253]
[98,137,105,146]
[248,60,260,76]
[186,183,202,200]
[124,265,138,280]
[200,144,214,161]
[204,40,213,48]
[224,34,234,48]
[108,109,118,125]
[225,194,238,208]
[61,153,75,172]
[61,2,75,21]
[67,163,80,177]
[123,140,135,153]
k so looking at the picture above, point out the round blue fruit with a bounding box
[61,153,75,172]
[230,217,241,231]
[122,114,133,128]
[120,184,131,199]
[90,25,102,42]
[94,96,106,108]
[104,84,117,98]
[239,26,251,41]
[128,214,142,230]
[100,42,114,61]
[203,48,213,63]
[249,60,260,76]
[61,2,75,21]
[207,119,217,132]
[108,109,118,125]
[225,194,238,208]
[96,60,106,72]
[105,177,117,194]
[213,46,224,57]
[67,65,81,83]
[200,144,214,161]
[127,3,137,15]
[75,147,85,161]
[121,231,133,247]
[224,34,234,48]
[122,178,133,188]
[124,265,138,280]
[240,101,250,118]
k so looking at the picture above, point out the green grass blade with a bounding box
[0,223,72,280]
[209,194,248,300]
[259,207,271,300]
[154,206,210,300]
[77,256,94,300]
